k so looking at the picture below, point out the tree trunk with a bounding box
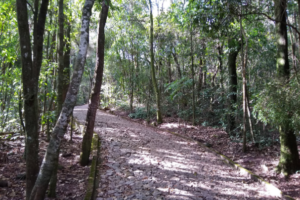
[217,43,224,90]
[297,0,300,57]
[18,89,25,135]
[202,70,206,88]
[29,0,95,199]
[16,0,49,199]
[274,0,300,175]
[63,20,71,100]
[48,0,65,196]
[240,9,247,153]
[172,50,182,79]
[149,0,163,124]
[241,28,255,144]
[56,0,66,118]
[227,38,241,134]
[80,0,109,166]
[167,55,172,83]
[129,41,135,113]
[190,22,195,125]
[197,61,203,96]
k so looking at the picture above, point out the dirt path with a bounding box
[73,105,279,200]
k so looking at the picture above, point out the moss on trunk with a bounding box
[276,126,300,176]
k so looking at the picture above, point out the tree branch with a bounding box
[26,1,35,14]
[239,12,300,36]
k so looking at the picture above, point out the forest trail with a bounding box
[73,105,278,200]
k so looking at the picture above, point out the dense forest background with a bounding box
[1,0,300,199]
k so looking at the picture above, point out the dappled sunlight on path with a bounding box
[73,106,280,200]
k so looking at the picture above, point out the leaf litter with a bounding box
[112,109,300,200]
[0,127,90,200]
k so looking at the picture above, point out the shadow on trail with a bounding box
[74,107,279,200]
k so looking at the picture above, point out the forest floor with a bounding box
[74,105,291,200]
[0,125,90,199]
[0,104,299,199]
[111,108,300,200]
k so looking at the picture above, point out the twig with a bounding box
[26,1,35,14]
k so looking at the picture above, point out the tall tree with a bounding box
[29,0,95,199]
[149,0,163,124]
[16,0,50,198]
[274,0,300,175]
[227,37,241,134]
[240,6,247,152]
[49,0,69,196]
[56,0,67,116]
[190,21,195,125]
[80,0,109,166]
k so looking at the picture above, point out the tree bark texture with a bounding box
[172,50,182,79]
[227,38,241,134]
[129,42,135,113]
[149,0,163,124]
[167,56,172,83]
[63,21,71,100]
[48,0,66,196]
[16,0,49,199]
[29,0,95,199]
[242,29,255,143]
[240,11,247,152]
[297,0,300,57]
[56,0,66,118]
[190,23,195,125]
[274,0,300,175]
[80,0,109,166]
[217,43,224,90]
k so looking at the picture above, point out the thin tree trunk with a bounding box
[149,0,162,124]
[129,41,135,113]
[16,0,49,199]
[274,0,300,175]
[29,0,95,199]
[297,0,300,57]
[202,70,206,88]
[64,20,71,98]
[56,0,65,117]
[246,92,255,143]
[18,89,25,135]
[227,38,241,134]
[70,111,74,142]
[80,0,109,166]
[167,55,172,83]
[47,3,57,142]
[197,61,203,97]
[190,21,195,125]
[48,0,65,195]
[242,29,255,144]
[217,43,224,90]
[240,8,247,153]
[172,50,182,79]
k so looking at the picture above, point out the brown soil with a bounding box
[112,109,300,200]
[1,106,299,199]
[0,127,90,200]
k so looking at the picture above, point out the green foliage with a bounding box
[128,107,155,119]
[115,100,131,111]
[41,111,56,125]
[165,77,193,100]
[254,78,300,131]
[0,1,19,63]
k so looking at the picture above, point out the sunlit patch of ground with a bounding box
[84,108,282,200]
